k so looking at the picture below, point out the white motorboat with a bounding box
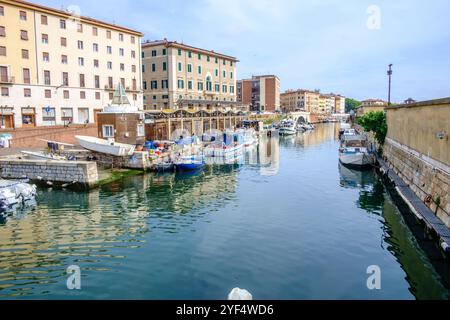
[75,136,135,156]
[0,179,37,212]
[21,151,66,161]
[339,134,374,168]
[279,120,297,136]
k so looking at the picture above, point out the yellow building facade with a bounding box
[0,0,143,128]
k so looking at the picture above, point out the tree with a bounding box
[345,98,361,113]
[356,111,387,145]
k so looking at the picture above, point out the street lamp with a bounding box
[387,64,393,105]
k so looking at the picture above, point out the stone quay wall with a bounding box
[0,160,99,187]
[384,98,450,227]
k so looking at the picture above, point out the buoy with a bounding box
[228,288,253,300]
[441,241,450,253]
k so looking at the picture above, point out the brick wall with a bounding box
[1,125,98,149]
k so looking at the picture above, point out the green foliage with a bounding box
[356,111,387,145]
[345,98,361,113]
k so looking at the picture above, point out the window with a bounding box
[43,52,49,62]
[198,53,201,60]
[22,49,29,59]
[178,49,182,56]
[108,77,113,88]
[107,46,112,54]
[93,43,98,52]
[0,26,5,37]
[198,66,202,74]
[187,64,192,73]
[223,60,226,65]
[41,15,48,25]
[163,62,167,71]
[103,125,114,138]
[20,11,27,21]
[132,79,137,91]
[95,92,100,100]
[223,70,226,78]
[79,74,85,87]
[162,48,167,55]
[142,65,145,73]
[93,59,99,68]
[63,90,69,99]
[42,34,48,44]
[152,50,157,57]
[231,61,234,67]
[0,6,3,16]
[188,51,192,58]
[230,86,235,94]
[24,88,31,97]
[120,78,125,87]
[78,57,84,66]
[131,36,135,44]
[92,27,98,36]
[42,107,56,122]
[23,68,30,84]
[131,50,136,58]
[143,81,147,90]
[61,37,67,46]
[106,30,111,39]
[178,62,182,72]
[120,63,125,71]
[77,40,84,49]
[44,90,51,98]
[107,61,112,69]
[142,52,145,58]
[61,108,73,121]
[0,46,5,56]
[119,48,124,56]
[137,124,145,137]
[1,87,9,97]
[109,92,113,100]
[60,19,66,29]
[215,57,218,64]
[151,81,157,90]
[152,63,156,72]
[132,65,136,73]
[80,91,86,99]
[178,79,184,89]
[230,71,233,79]
[198,81,204,91]
[44,70,51,85]
[188,80,193,90]
[162,80,168,89]
[215,69,218,77]
[119,33,124,41]
[215,84,220,92]
[62,72,69,86]
[77,23,83,33]
[222,85,227,93]
[20,30,28,40]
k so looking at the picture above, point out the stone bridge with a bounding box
[287,111,312,125]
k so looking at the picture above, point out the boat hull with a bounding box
[279,128,297,136]
[76,136,135,156]
[339,152,373,168]
[176,163,205,171]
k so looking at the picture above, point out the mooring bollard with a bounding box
[228,288,253,300]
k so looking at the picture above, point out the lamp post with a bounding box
[387,64,393,105]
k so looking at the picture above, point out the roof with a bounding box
[3,0,143,36]
[385,97,450,110]
[362,98,386,103]
[142,39,238,62]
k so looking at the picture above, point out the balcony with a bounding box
[0,76,15,85]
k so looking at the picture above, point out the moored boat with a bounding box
[21,151,66,161]
[75,136,135,156]
[279,120,297,136]
[176,161,205,172]
[0,179,37,212]
[339,134,374,168]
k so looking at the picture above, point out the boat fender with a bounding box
[441,241,450,253]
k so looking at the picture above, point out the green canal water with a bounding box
[0,124,449,299]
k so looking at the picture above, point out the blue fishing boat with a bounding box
[176,161,205,172]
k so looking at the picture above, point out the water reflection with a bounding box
[339,164,449,299]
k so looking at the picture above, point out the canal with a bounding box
[0,124,449,299]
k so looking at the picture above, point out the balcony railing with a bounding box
[0,76,15,84]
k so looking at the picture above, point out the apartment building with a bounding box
[237,75,280,112]
[334,95,346,114]
[319,94,336,114]
[0,0,143,128]
[141,40,238,111]
[280,89,320,113]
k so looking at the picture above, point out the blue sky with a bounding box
[37,0,450,102]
